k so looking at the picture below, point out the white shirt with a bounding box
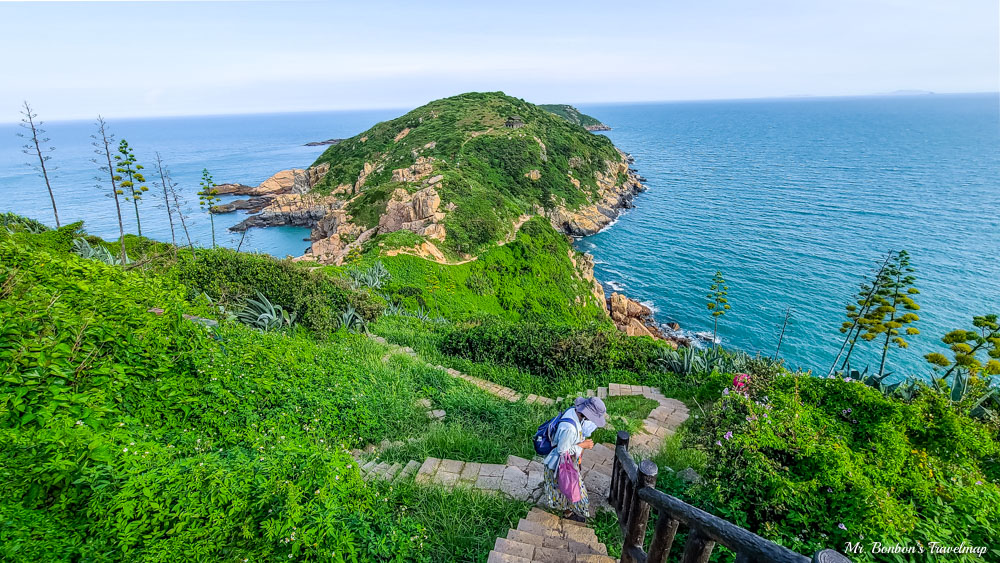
[543,408,583,470]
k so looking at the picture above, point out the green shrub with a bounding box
[174,247,382,335]
[682,374,1000,560]
[439,320,665,380]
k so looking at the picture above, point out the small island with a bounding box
[539,104,612,131]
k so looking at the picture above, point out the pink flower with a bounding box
[838,523,847,531]
[724,431,733,440]
[715,440,722,447]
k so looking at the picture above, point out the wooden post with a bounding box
[621,460,658,563]
[610,430,630,506]
[813,549,853,563]
[680,527,715,563]
[646,509,680,563]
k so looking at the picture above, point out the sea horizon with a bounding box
[3,90,995,125]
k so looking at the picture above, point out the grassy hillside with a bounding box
[345,217,607,324]
[538,104,610,130]
[3,217,999,561]
[310,92,625,255]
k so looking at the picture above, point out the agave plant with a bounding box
[234,291,296,331]
[656,347,707,376]
[347,261,391,291]
[338,304,368,333]
[71,237,131,265]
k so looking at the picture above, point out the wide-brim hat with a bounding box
[574,396,607,428]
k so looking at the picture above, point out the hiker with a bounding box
[541,396,607,522]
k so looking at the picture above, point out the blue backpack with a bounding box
[533,413,579,456]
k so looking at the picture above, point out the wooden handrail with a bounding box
[608,431,852,563]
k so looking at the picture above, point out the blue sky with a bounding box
[2,0,997,120]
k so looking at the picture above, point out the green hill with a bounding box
[292,92,641,263]
[538,104,611,131]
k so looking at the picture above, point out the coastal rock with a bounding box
[390,156,435,184]
[212,183,256,196]
[217,164,329,198]
[256,169,311,195]
[608,291,678,347]
[568,249,605,305]
[230,194,342,231]
[548,151,645,236]
[378,186,444,240]
[210,197,270,214]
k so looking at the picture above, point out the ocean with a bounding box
[577,94,1000,378]
[2,94,998,378]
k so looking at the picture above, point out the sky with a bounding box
[1,0,997,120]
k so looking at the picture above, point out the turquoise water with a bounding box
[2,95,998,377]
[577,94,1000,378]
[0,109,402,256]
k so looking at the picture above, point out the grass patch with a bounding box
[381,482,532,562]
[590,395,659,445]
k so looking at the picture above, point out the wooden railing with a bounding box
[609,431,852,563]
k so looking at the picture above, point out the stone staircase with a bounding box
[487,507,617,563]
[358,445,617,514]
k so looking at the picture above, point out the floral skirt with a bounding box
[543,457,590,518]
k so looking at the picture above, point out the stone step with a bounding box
[415,457,442,484]
[397,459,421,481]
[360,460,377,476]
[486,551,531,563]
[494,537,535,560]
[381,462,403,481]
[597,387,608,399]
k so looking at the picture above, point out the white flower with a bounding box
[123,448,128,452]
[75,420,84,426]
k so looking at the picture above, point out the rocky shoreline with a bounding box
[548,150,645,236]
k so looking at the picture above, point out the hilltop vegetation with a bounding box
[538,104,611,131]
[304,92,634,259]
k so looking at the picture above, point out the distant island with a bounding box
[538,104,612,131]
[304,138,344,146]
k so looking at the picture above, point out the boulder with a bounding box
[378,186,441,233]
[608,292,672,343]
[212,183,256,196]
[390,156,435,184]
